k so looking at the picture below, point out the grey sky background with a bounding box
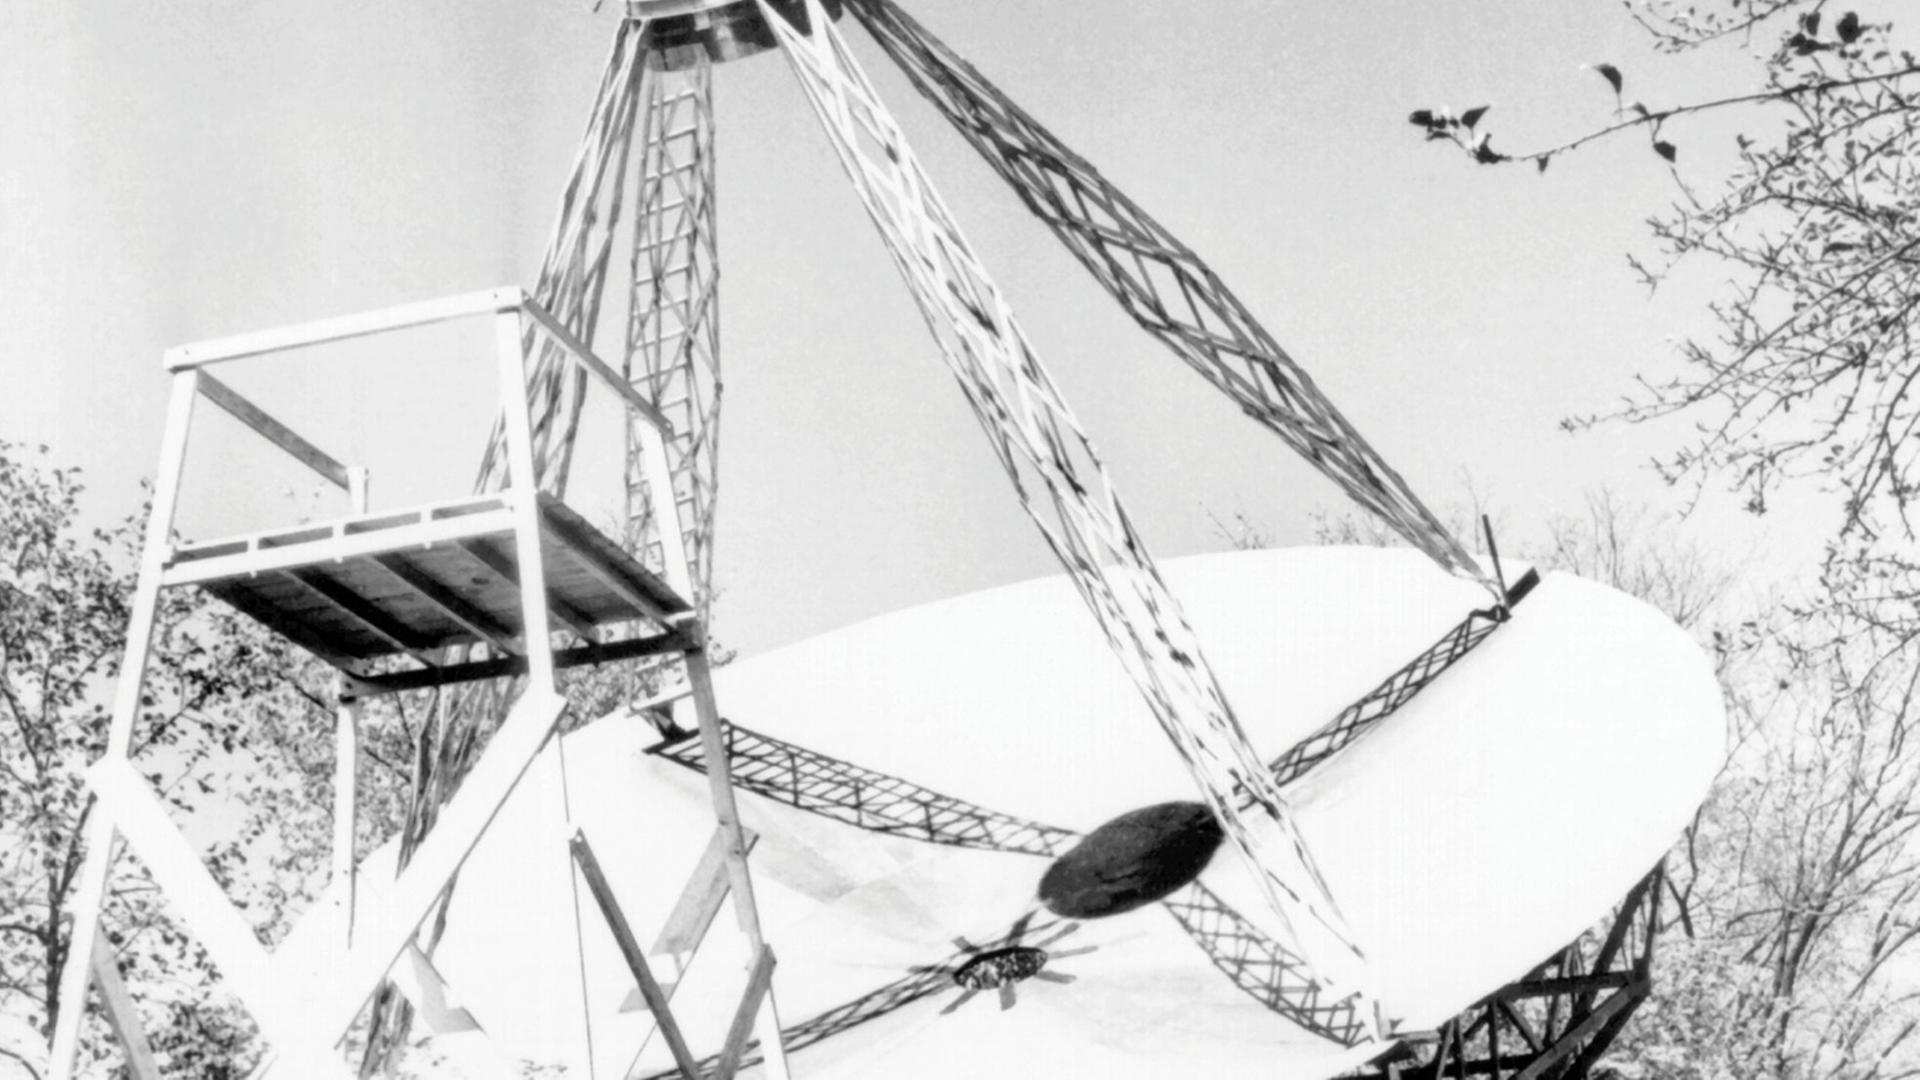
[2,1,1822,655]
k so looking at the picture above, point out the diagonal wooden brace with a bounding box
[301,688,568,1042]
[652,825,761,963]
[570,829,705,1078]
[87,760,352,1077]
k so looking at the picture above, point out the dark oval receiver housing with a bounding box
[1039,801,1225,919]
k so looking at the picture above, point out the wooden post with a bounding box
[494,310,559,693]
[651,827,758,961]
[569,831,704,1079]
[89,940,159,1080]
[332,687,360,949]
[331,440,362,949]
[495,307,597,1076]
[684,648,791,1080]
[713,947,778,1080]
[48,372,201,1080]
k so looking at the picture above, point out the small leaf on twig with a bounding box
[1801,10,1821,36]
[1789,32,1830,55]
[1461,105,1490,128]
[1592,63,1624,94]
[1536,154,1552,174]
[1654,140,1678,162]
[1837,11,1862,43]
[1409,109,1435,127]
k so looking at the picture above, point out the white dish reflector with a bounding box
[306,547,1722,1079]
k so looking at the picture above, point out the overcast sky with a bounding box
[1,0,1824,655]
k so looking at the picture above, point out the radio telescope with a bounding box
[46,2,1722,1079]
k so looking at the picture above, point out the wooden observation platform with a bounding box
[173,493,694,699]
[48,287,793,1080]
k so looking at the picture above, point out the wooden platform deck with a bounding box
[165,493,691,694]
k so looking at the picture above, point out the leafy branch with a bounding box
[1410,11,1918,172]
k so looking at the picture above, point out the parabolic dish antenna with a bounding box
[290,546,1721,1078]
[44,2,1726,1077]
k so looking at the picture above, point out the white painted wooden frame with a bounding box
[88,939,158,1080]
[48,372,201,1079]
[163,287,524,371]
[53,287,790,1079]
[52,292,609,1077]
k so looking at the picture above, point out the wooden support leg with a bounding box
[332,690,361,950]
[549,738,598,1080]
[335,462,369,951]
[570,831,704,1079]
[684,648,791,1080]
[651,826,760,966]
[90,939,159,1080]
[713,947,777,1080]
[496,305,607,1077]
[49,374,200,1080]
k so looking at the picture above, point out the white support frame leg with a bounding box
[758,0,1381,1030]
[48,372,201,1080]
[332,690,361,951]
[683,646,791,1080]
[89,939,159,1080]
[632,373,792,1077]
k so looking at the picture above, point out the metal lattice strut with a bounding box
[651,721,1080,856]
[1270,571,1537,790]
[756,0,1378,1020]
[474,20,651,498]
[1163,883,1372,1046]
[1346,864,1664,1080]
[847,0,1493,595]
[625,52,724,618]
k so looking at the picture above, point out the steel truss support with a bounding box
[641,966,952,1080]
[1164,883,1373,1045]
[843,0,1493,594]
[652,726,1368,1040]
[1269,569,1537,790]
[475,20,650,498]
[652,721,1080,857]
[756,0,1378,1026]
[625,53,724,619]
[1348,865,1664,1080]
[644,706,1670,1063]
